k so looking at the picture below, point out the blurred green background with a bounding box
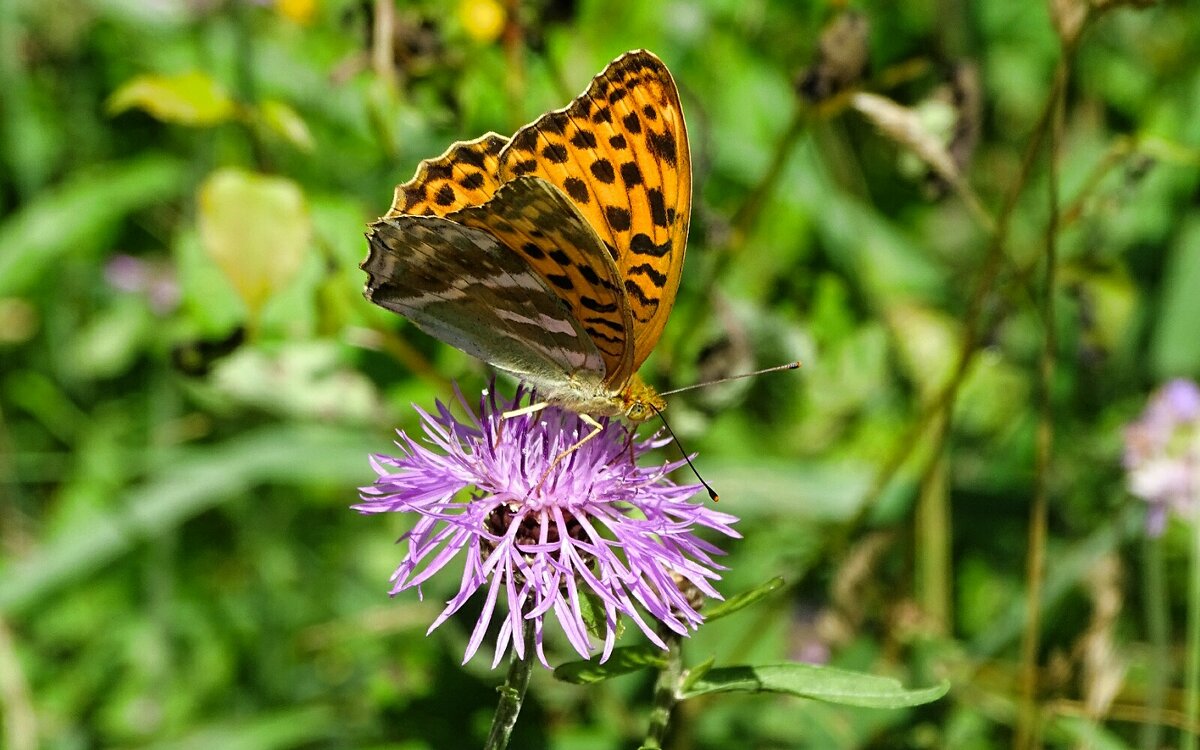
[3,0,1200,747]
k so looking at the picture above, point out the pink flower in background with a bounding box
[1124,379,1200,536]
[104,254,181,315]
[355,385,739,667]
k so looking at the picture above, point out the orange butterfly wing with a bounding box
[496,50,691,388]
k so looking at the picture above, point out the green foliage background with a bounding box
[2,0,1199,747]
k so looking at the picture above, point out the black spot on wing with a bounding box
[604,206,631,231]
[434,184,456,206]
[620,162,643,187]
[458,148,487,168]
[570,130,598,148]
[581,295,619,314]
[583,314,623,331]
[624,278,652,306]
[590,159,616,183]
[629,262,668,288]
[401,184,426,211]
[510,128,539,153]
[521,242,546,259]
[563,177,590,204]
[585,326,622,345]
[646,130,678,166]
[629,232,671,257]
[426,163,454,180]
[512,159,537,175]
[542,143,569,163]
[647,187,668,227]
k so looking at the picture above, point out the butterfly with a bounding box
[362,49,690,424]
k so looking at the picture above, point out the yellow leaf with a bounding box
[107,71,235,127]
[197,169,310,317]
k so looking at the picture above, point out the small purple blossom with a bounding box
[104,254,180,315]
[355,384,740,667]
[1124,379,1200,536]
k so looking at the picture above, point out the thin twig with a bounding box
[1184,522,1200,750]
[502,0,525,132]
[915,409,952,633]
[837,54,1067,544]
[0,619,36,750]
[1142,534,1169,750]
[1015,42,1070,750]
[371,0,396,91]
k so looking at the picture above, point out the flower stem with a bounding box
[484,618,535,750]
[1184,521,1200,750]
[642,629,684,749]
[1141,533,1168,750]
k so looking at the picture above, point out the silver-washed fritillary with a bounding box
[361,49,691,422]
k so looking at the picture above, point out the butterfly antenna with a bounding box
[658,361,802,397]
[649,404,720,502]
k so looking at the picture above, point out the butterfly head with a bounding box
[619,374,666,422]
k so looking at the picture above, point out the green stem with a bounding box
[915,410,951,634]
[1142,532,1168,750]
[1014,54,1067,750]
[642,630,684,749]
[484,618,536,750]
[1184,520,1200,750]
[832,48,1066,549]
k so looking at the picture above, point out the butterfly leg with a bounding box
[622,427,637,465]
[501,401,550,420]
[531,414,607,495]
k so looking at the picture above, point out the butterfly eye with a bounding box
[626,403,648,421]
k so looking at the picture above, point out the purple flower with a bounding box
[1124,379,1200,535]
[104,254,180,315]
[355,384,740,668]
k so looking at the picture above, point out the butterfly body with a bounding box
[362,50,690,421]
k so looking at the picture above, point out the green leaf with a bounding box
[66,298,152,379]
[703,576,785,623]
[257,99,315,152]
[577,589,624,643]
[1046,714,1134,750]
[209,343,380,423]
[197,168,311,317]
[143,706,336,750]
[1152,215,1200,376]
[552,645,667,685]
[0,154,188,296]
[680,664,949,709]
[107,71,237,126]
[884,304,960,400]
[680,656,716,693]
[0,425,370,617]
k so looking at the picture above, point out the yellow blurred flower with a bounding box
[277,0,316,25]
[459,0,506,43]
